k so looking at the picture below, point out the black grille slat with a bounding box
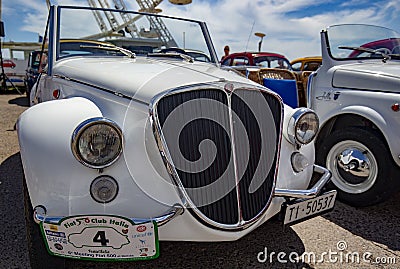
[232,90,281,221]
[157,90,239,224]
[155,87,282,227]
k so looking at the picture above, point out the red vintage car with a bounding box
[343,38,400,59]
[221,51,292,70]
[1,59,16,68]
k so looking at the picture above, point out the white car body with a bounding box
[309,24,400,207]
[18,5,333,267]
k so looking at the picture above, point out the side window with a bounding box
[11,50,26,60]
[291,62,302,71]
[271,59,290,69]
[253,58,269,67]
[303,61,321,71]
[232,57,249,66]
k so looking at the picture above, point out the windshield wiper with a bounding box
[148,52,194,63]
[80,45,136,58]
[338,46,391,62]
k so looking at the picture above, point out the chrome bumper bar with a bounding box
[33,165,330,226]
[33,204,184,226]
[274,164,332,199]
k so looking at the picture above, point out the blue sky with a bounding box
[2,0,400,60]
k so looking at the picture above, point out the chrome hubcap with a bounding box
[326,140,377,194]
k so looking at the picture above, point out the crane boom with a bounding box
[136,0,177,46]
[86,0,177,47]
[112,0,140,38]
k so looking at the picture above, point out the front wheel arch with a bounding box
[316,113,386,148]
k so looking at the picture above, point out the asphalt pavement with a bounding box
[1,93,399,269]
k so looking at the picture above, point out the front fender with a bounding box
[17,97,103,209]
[321,105,400,167]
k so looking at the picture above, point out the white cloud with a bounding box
[4,0,46,14]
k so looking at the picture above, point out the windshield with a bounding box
[327,24,400,60]
[253,56,291,69]
[55,6,216,63]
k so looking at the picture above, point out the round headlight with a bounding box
[287,108,319,145]
[90,175,119,203]
[71,118,123,169]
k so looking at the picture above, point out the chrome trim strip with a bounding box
[306,72,316,108]
[53,74,150,106]
[149,82,285,230]
[274,165,332,199]
[33,205,184,226]
[200,21,219,64]
[226,88,243,225]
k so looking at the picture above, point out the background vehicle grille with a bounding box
[155,87,282,228]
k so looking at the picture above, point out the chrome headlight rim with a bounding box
[287,108,319,145]
[71,117,123,169]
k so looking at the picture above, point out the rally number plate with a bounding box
[284,191,337,225]
[41,215,158,261]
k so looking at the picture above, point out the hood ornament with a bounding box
[224,83,234,94]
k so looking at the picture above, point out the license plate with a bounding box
[283,191,337,225]
[40,215,159,261]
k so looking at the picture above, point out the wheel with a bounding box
[23,179,66,269]
[316,127,400,207]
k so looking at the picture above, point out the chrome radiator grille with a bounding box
[154,87,282,229]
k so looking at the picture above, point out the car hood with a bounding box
[332,61,400,92]
[53,56,249,103]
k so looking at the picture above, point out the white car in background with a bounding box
[18,5,334,269]
[309,24,400,207]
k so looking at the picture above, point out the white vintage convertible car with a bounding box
[18,5,334,268]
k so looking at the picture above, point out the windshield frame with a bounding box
[45,5,219,74]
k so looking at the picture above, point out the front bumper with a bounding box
[274,164,332,199]
[275,164,335,225]
[32,165,331,228]
[33,204,184,226]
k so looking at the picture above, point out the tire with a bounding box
[23,179,66,269]
[316,127,400,207]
